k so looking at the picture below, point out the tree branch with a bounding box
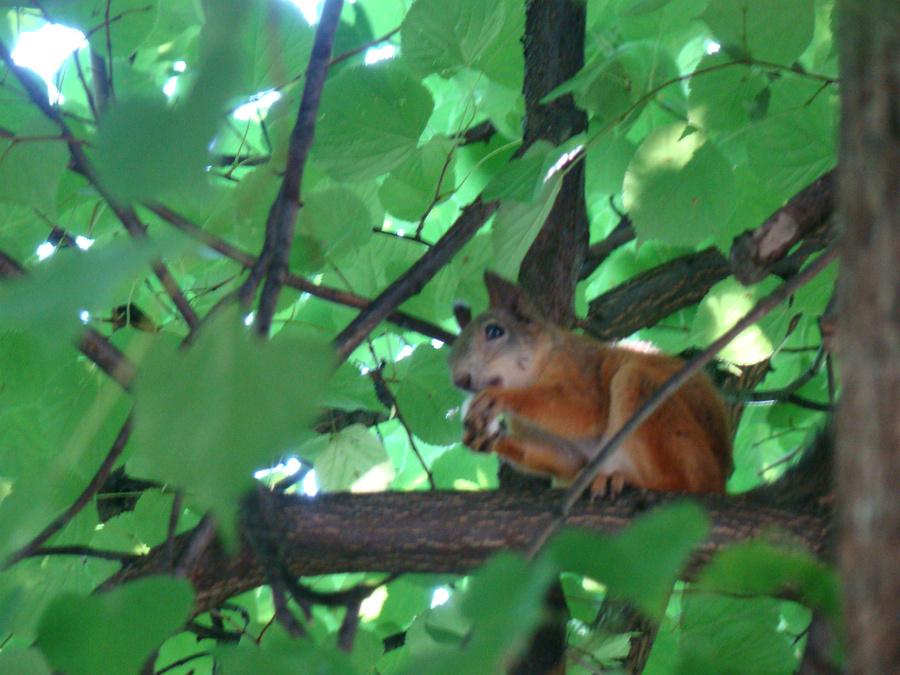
[147,203,456,343]
[332,196,499,362]
[100,488,832,619]
[241,0,344,335]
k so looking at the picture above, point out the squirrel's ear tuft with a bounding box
[484,271,537,321]
[453,301,472,329]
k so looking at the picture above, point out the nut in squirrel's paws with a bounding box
[462,392,504,453]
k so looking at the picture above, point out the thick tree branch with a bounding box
[731,170,836,284]
[332,197,499,362]
[100,488,831,619]
[835,2,900,671]
[241,0,344,335]
[584,171,836,339]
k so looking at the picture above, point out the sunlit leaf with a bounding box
[315,424,395,492]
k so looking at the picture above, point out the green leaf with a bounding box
[217,640,359,674]
[393,345,465,446]
[379,136,456,221]
[549,502,709,617]
[623,123,736,248]
[482,141,556,202]
[698,541,840,619]
[40,0,157,57]
[401,0,509,78]
[701,0,815,64]
[245,1,315,92]
[36,578,193,675]
[314,62,434,182]
[677,594,800,675]
[293,186,375,272]
[400,552,558,675]
[314,424,395,492]
[744,80,837,195]
[0,649,52,675]
[688,54,769,132]
[93,0,247,201]
[130,308,334,539]
[692,278,778,365]
[0,116,69,213]
[0,241,156,342]
[490,171,563,278]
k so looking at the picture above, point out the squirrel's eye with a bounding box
[484,323,505,340]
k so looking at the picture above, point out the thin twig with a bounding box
[147,202,455,343]
[5,416,133,569]
[368,367,437,489]
[20,545,138,564]
[333,196,499,362]
[525,247,839,559]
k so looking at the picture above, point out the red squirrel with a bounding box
[447,272,733,495]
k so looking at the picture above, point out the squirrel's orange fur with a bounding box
[447,272,733,495]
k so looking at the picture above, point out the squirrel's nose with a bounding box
[454,374,473,391]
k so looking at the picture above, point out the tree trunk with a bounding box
[836,2,900,672]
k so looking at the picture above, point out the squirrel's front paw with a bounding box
[589,471,627,498]
[462,390,503,453]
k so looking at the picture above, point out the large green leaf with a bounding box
[314,424,395,492]
[92,0,247,201]
[677,594,801,675]
[36,578,193,675]
[0,241,156,342]
[698,541,840,619]
[701,0,815,63]
[400,552,558,675]
[292,186,375,272]
[216,641,359,675]
[549,502,709,617]
[688,54,769,132]
[0,116,68,213]
[379,136,456,221]
[313,62,434,182]
[0,649,52,675]
[40,0,157,57]
[623,123,736,247]
[401,0,509,78]
[394,345,465,446]
[130,308,334,537]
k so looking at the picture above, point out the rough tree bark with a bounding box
[836,2,900,673]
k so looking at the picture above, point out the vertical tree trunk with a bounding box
[517,0,589,327]
[836,2,900,672]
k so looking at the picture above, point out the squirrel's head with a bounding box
[447,272,548,392]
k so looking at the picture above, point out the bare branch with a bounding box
[100,488,832,619]
[241,0,345,335]
[333,197,499,362]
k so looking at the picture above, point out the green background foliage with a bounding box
[0,0,838,673]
